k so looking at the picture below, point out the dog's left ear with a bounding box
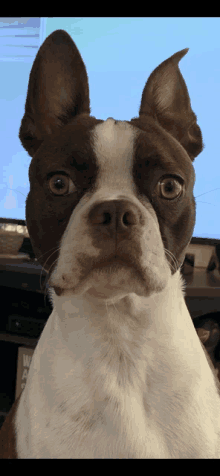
[139,49,204,161]
[19,29,90,157]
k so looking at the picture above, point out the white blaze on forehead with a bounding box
[92,118,139,194]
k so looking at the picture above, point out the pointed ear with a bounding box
[19,29,90,157]
[139,49,204,161]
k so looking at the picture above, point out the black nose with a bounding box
[88,199,143,236]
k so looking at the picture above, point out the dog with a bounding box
[1,29,220,458]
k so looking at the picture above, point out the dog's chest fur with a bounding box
[15,274,220,458]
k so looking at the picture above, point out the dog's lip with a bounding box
[52,256,135,296]
[91,256,130,269]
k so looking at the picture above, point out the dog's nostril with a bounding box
[102,211,135,227]
[89,200,140,228]
[122,211,135,226]
[103,212,111,225]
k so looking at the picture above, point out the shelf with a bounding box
[0,332,38,347]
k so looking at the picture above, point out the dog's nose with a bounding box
[88,199,143,236]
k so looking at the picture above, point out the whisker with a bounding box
[164,248,178,273]
[195,187,220,198]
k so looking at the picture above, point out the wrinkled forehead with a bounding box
[29,115,195,188]
[92,117,194,183]
[92,118,139,191]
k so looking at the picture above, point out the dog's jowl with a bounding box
[1,30,220,458]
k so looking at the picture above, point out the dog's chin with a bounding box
[53,261,170,303]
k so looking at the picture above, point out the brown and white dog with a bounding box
[1,30,220,458]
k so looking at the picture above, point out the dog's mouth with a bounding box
[78,253,147,286]
[53,256,136,297]
[52,250,169,300]
[89,256,132,270]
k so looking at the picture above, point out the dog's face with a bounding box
[20,30,203,301]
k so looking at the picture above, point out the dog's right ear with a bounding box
[19,29,90,157]
[138,49,204,161]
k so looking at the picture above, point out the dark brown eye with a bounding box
[157,177,183,200]
[48,174,75,196]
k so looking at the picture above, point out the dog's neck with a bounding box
[22,267,217,459]
[47,270,202,369]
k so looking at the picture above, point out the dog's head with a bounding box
[20,30,203,301]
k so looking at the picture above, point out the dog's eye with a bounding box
[48,174,75,196]
[157,177,183,200]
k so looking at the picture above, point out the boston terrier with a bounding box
[1,29,220,458]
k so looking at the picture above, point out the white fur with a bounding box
[15,271,220,458]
